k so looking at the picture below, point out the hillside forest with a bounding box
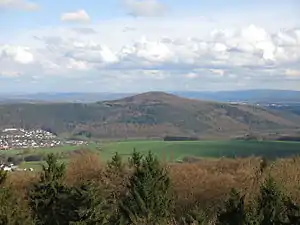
[0,92,300,140]
[2,150,300,225]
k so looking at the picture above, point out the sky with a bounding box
[0,0,299,93]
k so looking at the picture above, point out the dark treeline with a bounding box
[1,152,300,225]
[277,136,300,142]
[163,136,200,141]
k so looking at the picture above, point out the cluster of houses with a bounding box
[0,128,62,150]
[65,140,88,146]
[0,163,33,172]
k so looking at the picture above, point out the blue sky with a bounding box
[0,0,299,93]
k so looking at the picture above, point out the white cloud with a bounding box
[0,0,38,10]
[0,71,22,77]
[0,45,34,64]
[2,16,300,92]
[61,10,90,22]
[185,72,198,79]
[285,69,300,77]
[66,59,90,71]
[210,69,225,77]
[72,27,97,35]
[123,0,167,17]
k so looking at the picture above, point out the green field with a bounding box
[98,140,300,161]
[3,145,79,156]
[3,140,300,169]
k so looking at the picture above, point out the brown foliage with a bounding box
[268,156,300,202]
[170,157,265,214]
[65,149,104,185]
[4,153,300,223]
[5,171,38,196]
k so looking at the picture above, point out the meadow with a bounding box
[2,139,300,170]
[99,140,300,160]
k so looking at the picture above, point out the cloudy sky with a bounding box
[0,0,299,93]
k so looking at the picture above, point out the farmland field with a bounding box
[2,140,300,170]
[98,140,300,161]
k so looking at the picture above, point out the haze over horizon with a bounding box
[1,0,299,93]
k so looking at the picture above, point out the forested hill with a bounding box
[0,92,299,138]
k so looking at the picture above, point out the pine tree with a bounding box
[216,188,248,225]
[69,182,116,225]
[118,151,174,225]
[128,149,143,168]
[256,176,287,225]
[107,152,124,173]
[29,154,82,225]
[284,198,300,225]
[179,207,207,225]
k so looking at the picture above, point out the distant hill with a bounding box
[1,89,299,104]
[0,93,133,104]
[174,89,300,104]
[0,92,299,139]
[268,104,300,116]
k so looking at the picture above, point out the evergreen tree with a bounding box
[128,149,143,168]
[284,198,300,225]
[118,151,174,225]
[107,152,123,173]
[216,188,248,225]
[69,182,116,225]
[29,154,82,225]
[256,176,287,225]
[179,207,207,225]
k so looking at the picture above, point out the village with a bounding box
[0,163,33,172]
[0,128,62,150]
[0,127,89,151]
[0,128,89,172]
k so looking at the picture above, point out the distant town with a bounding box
[0,128,87,150]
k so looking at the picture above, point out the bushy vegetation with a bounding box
[1,151,300,224]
